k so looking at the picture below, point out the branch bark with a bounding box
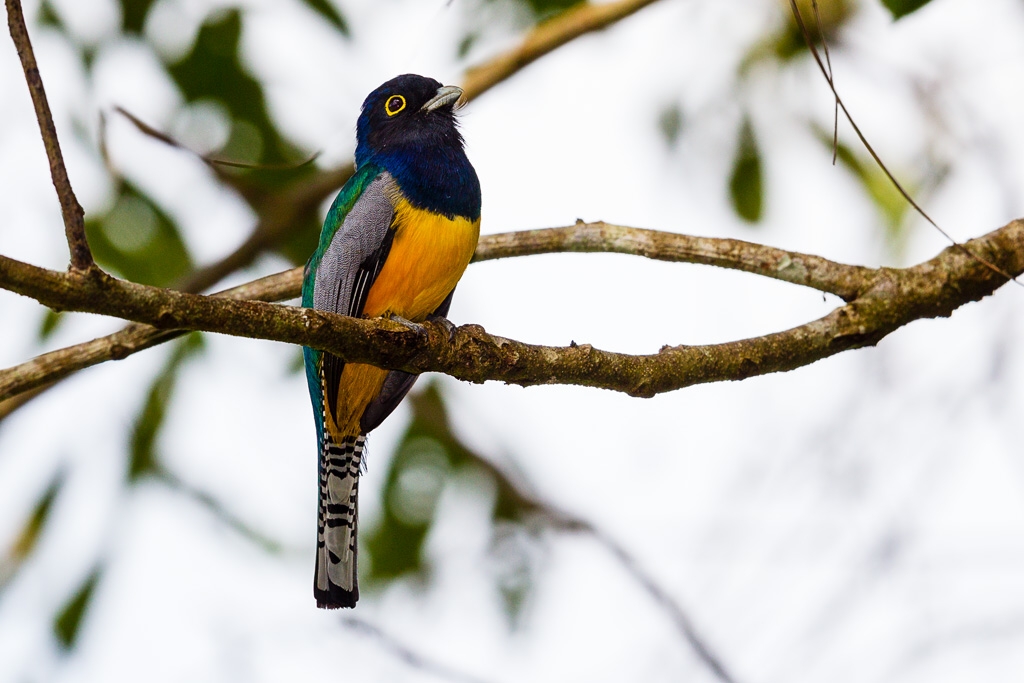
[1,219,1019,402]
[0,222,875,402]
[461,0,663,101]
[6,0,93,271]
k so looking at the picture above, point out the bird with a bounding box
[301,74,481,609]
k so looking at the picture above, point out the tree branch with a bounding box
[0,220,1019,401]
[0,222,875,402]
[5,0,93,272]
[461,0,663,101]
[341,617,496,683]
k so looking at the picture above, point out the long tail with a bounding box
[315,433,365,608]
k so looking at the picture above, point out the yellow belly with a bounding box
[327,196,480,438]
[363,197,480,320]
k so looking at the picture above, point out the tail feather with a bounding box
[315,434,364,608]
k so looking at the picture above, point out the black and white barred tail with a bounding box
[315,434,364,608]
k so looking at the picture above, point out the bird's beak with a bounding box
[420,85,463,112]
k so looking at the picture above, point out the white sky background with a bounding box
[1,0,1024,681]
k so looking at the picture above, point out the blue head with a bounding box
[354,74,480,221]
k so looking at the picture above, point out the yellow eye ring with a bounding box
[384,95,406,117]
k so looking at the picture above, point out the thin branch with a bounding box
[5,0,93,271]
[0,222,872,402]
[473,222,871,299]
[462,452,740,683]
[461,0,663,101]
[787,0,1021,287]
[0,269,296,402]
[341,617,496,683]
[0,219,1020,401]
[157,471,296,556]
[582,526,739,682]
[175,166,352,295]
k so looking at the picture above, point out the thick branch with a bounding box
[5,0,92,271]
[0,223,873,401]
[0,220,1020,401]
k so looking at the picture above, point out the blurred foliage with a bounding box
[658,103,684,147]
[729,116,764,223]
[37,309,64,341]
[814,126,912,253]
[167,10,301,166]
[128,334,205,481]
[364,382,540,620]
[85,181,193,287]
[0,473,64,591]
[742,0,854,68]
[37,0,64,30]
[880,0,935,20]
[54,569,101,649]
[299,0,350,36]
[120,0,157,34]
[489,0,584,21]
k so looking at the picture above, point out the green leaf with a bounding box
[38,1,65,30]
[658,103,684,147]
[37,309,64,341]
[363,383,539,622]
[299,0,350,36]
[85,181,192,287]
[521,0,584,21]
[816,127,911,249]
[128,334,204,481]
[120,0,158,34]
[729,117,764,223]
[364,383,475,581]
[167,10,301,165]
[880,0,934,20]
[54,569,100,649]
[479,0,584,22]
[0,473,64,591]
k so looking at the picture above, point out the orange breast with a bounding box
[326,195,479,439]
[362,196,480,321]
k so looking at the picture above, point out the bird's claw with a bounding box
[426,313,458,343]
[387,314,426,336]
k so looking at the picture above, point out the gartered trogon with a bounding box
[302,75,481,608]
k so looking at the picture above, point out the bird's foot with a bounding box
[387,313,426,335]
[426,313,458,343]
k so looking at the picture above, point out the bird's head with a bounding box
[354,74,465,168]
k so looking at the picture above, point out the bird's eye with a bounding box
[385,95,406,117]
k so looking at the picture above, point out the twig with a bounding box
[461,451,739,682]
[5,0,93,271]
[787,0,1020,287]
[581,525,738,682]
[0,222,874,402]
[341,617,495,683]
[157,472,295,555]
[461,0,663,101]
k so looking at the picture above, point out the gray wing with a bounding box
[359,288,455,433]
[313,172,396,421]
